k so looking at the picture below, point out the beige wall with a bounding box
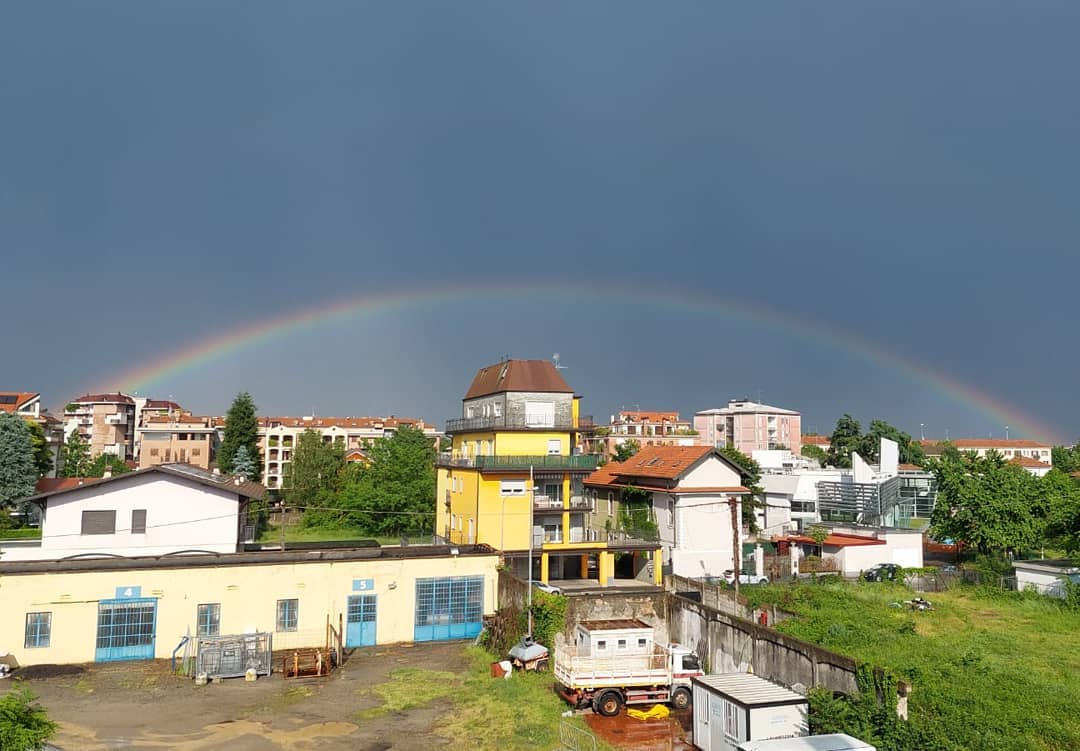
[1,552,498,666]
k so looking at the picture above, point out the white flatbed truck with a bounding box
[554,619,703,716]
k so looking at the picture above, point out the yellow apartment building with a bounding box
[0,545,498,666]
[435,359,662,588]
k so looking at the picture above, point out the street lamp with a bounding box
[920,424,925,441]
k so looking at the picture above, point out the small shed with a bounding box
[1013,559,1080,599]
[573,619,654,658]
[737,733,875,751]
[692,673,808,751]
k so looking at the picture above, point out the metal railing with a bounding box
[445,415,591,433]
[436,454,598,471]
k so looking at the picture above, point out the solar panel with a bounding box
[0,395,19,404]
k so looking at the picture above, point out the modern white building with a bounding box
[585,445,749,579]
[0,465,264,562]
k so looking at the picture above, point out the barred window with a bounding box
[25,612,51,648]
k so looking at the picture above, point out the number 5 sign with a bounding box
[352,579,375,592]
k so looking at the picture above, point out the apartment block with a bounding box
[64,393,138,461]
[584,410,697,458]
[694,399,802,454]
[137,414,218,470]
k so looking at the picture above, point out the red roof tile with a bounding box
[801,435,830,446]
[0,392,39,413]
[618,411,681,423]
[34,477,100,493]
[1009,456,1052,468]
[71,392,135,405]
[781,532,885,548]
[463,360,573,400]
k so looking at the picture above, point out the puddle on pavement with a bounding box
[584,709,695,751]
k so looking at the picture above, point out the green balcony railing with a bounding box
[437,453,598,471]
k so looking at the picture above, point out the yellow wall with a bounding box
[0,553,499,666]
[494,431,568,455]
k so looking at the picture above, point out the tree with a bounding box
[59,431,92,477]
[283,430,345,505]
[0,413,37,508]
[305,425,435,537]
[0,687,57,751]
[826,415,862,469]
[801,444,829,464]
[717,446,763,533]
[1051,445,1080,474]
[232,445,258,481]
[86,454,131,478]
[217,392,261,481]
[1043,469,1080,554]
[861,419,925,466]
[613,439,641,463]
[24,421,54,478]
[928,451,1045,555]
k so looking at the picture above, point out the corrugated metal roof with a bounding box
[737,733,874,750]
[578,619,653,631]
[692,673,806,706]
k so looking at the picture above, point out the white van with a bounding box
[737,733,875,751]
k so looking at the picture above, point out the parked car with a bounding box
[533,582,563,594]
[722,570,769,586]
[863,563,902,582]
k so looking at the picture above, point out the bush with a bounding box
[0,687,56,751]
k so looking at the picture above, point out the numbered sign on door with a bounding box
[352,579,375,592]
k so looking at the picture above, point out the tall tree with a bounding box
[284,430,345,505]
[717,446,763,533]
[0,413,38,508]
[307,425,436,537]
[231,445,258,481]
[86,454,132,478]
[0,687,57,751]
[1043,468,1080,554]
[1051,445,1080,474]
[24,421,54,478]
[59,431,92,477]
[826,414,862,469]
[860,419,925,465]
[801,444,829,465]
[218,392,261,481]
[613,439,641,463]
[928,451,1045,555]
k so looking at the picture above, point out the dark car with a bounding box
[863,563,902,582]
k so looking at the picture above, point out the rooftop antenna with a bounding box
[1005,426,1010,440]
[552,353,568,370]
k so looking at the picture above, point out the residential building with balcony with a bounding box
[64,393,137,461]
[694,399,802,455]
[213,415,439,491]
[436,359,662,589]
[1,392,64,477]
[583,445,749,579]
[583,410,697,458]
[921,438,1052,465]
[137,414,218,470]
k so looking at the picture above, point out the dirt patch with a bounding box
[14,664,85,679]
[584,708,694,751]
[19,642,471,750]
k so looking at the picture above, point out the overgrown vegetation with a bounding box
[0,687,57,751]
[616,486,659,540]
[358,648,599,751]
[744,580,1080,750]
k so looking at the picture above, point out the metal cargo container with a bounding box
[692,673,808,751]
[196,632,273,678]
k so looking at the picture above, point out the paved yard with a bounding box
[13,643,469,751]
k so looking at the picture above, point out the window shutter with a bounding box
[131,509,147,534]
[81,510,116,535]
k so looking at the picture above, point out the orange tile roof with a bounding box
[619,410,681,423]
[71,392,135,405]
[801,435,830,446]
[782,532,885,548]
[1009,456,1052,468]
[0,392,39,413]
[898,463,922,471]
[463,360,573,399]
[34,477,100,493]
[585,445,748,489]
[211,416,429,429]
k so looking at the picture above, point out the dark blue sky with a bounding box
[3,2,1077,442]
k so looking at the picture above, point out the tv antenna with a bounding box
[552,353,568,370]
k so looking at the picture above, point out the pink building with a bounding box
[694,399,802,455]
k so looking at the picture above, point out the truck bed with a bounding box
[554,647,672,689]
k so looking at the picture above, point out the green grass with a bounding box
[0,527,42,540]
[256,523,423,546]
[746,581,1080,751]
[357,648,603,751]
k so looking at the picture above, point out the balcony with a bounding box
[445,415,586,433]
[533,495,594,513]
[436,454,598,472]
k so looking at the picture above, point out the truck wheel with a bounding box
[594,690,623,717]
[671,687,691,710]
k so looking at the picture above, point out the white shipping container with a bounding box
[692,673,808,751]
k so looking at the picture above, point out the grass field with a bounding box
[745,580,1080,751]
[0,527,42,540]
[359,647,603,751]
[255,522,426,546]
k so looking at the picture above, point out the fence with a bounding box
[196,632,273,678]
[559,720,597,751]
[666,574,751,619]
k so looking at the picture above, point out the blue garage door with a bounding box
[95,598,157,662]
[414,576,484,642]
[346,594,377,647]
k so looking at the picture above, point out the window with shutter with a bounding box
[131,509,147,534]
[81,510,116,535]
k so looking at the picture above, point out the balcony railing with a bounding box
[533,495,594,513]
[445,415,590,433]
[436,454,598,471]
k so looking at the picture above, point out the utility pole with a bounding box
[731,498,741,596]
[527,464,534,636]
[280,502,287,552]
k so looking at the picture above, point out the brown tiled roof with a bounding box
[781,532,885,548]
[585,445,746,489]
[1009,456,1052,468]
[898,463,923,471]
[463,360,573,400]
[20,465,265,504]
[35,477,100,493]
[211,416,430,429]
[71,392,135,405]
[801,435,830,446]
[0,392,39,413]
[143,399,182,410]
[619,411,680,423]
[144,415,214,426]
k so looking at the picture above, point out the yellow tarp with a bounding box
[627,704,671,721]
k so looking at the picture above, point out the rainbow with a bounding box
[98,281,1061,443]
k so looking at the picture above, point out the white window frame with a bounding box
[500,480,526,496]
[547,439,561,455]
